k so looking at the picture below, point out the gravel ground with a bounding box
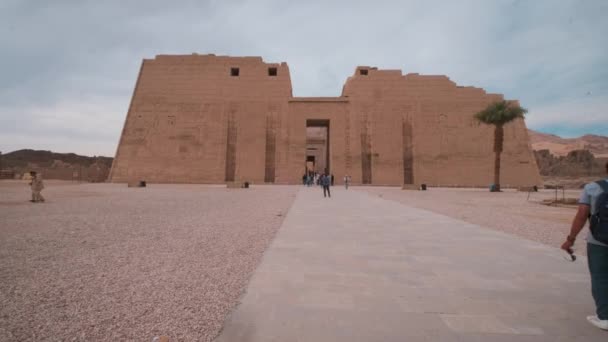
[0,181,297,341]
[360,186,590,255]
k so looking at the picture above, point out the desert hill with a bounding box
[528,129,608,158]
[0,149,112,182]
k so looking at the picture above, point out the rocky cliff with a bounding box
[529,129,607,178]
[528,130,608,158]
[534,149,605,177]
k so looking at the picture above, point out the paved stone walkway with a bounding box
[216,187,606,341]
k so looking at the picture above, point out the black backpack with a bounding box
[590,180,608,244]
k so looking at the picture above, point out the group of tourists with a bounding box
[301,171,352,198]
[302,171,333,197]
[302,172,334,187]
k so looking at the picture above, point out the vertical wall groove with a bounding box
[264,114,277,183]
[360,115,372,184]
[224,113,237,182]
[344,112,352,174]
[402,116,414,184]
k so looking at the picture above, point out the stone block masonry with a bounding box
[109,54,542,187]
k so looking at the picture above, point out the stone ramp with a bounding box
[215,187,605,341]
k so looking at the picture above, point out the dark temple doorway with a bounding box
[305,120,330,175]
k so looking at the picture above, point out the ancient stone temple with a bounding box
[109,54,542,187]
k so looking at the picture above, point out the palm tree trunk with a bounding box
[493,124,504,191]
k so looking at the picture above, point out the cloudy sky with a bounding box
[1,0,606,157]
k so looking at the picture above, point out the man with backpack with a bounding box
[561,161,608,331]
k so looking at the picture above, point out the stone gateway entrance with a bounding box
[109,54,542,187]
[306,120,330,174]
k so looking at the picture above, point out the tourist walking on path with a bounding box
[561,161,608,331]
[344,174,350,189]
[321,173,331,198]
[29,171,45,203]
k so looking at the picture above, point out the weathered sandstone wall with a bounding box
[110,54,541,187]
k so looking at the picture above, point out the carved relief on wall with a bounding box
[344,110,352,173]
[437,114,450,158]
[469,118,481,128]
[167,115,176,127]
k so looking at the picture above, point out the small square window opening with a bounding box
[268,67,278,76]
[230,67,239,76]
[360,69,368,76]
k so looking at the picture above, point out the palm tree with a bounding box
[475,100,528,192]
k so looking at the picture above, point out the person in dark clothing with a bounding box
[561,161,608,331]
[321,173,331,198]
[331,174,334,186]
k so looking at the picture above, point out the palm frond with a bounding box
[474,100,527,125]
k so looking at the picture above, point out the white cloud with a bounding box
[0,0,606,156]
[0,95,127,156]
[526,96,608,134]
